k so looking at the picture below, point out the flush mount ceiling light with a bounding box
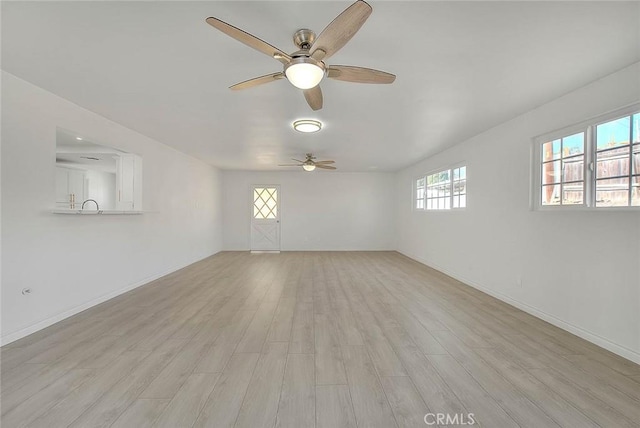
[293,119,322,133]
[76,137,83,140]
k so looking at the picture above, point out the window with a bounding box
[536,107,639,209]
[541,132,585,206]
[415,177,425,209]
[452,166,467,208]
[595,115,639,207]
[414,165,467,211]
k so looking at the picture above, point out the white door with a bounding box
[251,185,280,251]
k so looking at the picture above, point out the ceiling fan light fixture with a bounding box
[284,57,325,90]
[293,119,322,133]
[302,163,316,172]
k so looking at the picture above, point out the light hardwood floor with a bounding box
[1,251,639,427]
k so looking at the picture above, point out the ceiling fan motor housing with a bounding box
[293,29,316,49]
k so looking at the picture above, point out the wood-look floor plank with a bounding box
[0,363,47,393]
[562,354,640,401]
[475,348,601,428]
[68,341,184,428]
[341,345,398,428]
[315,385,357,428]
[529,367,637,428]
[314,312,348,385]
[27,350,150,428]
[433,330,561,427]
[380,376,431,428]
[267,297,297,342]
[426,354,519,427]
[235,342,289,428]
[139,339,212,399]
[2,368,95,428]
[110,399,170,428]
[193,352,260,428]
[276,353,315,428]
[289,301,314,354]
[193,343,236,374]
[154,372,220,428]
[235,297,280,353]
[394,345,467,417]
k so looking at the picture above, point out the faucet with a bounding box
[81,199,99,211]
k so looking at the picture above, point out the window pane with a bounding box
[542,139,561,162]
[632,177,639,206]
[596,147,630,178]
[417,188,425,199]
[596,116,630,150]
[417,177,425,187]
[562,133,584,157]
[416,199,424,209]
[562,156,584,182]
[453,180,466,195]
[453,195,459,208]
[562,185,583,205]
[459,194,466,208]
[596,178,630,207]
[633,144,640,175]
[541,184,560,205]
[633,114,639,144]
[542,160,561,184]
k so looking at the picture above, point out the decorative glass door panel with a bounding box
[251,186,280,251]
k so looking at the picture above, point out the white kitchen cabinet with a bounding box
[115,154,142,210]
[55,167,86,209]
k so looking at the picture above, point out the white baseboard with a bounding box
[0,251,221,346]
[396,250,640,365]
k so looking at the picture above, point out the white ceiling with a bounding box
[3,1,639,172]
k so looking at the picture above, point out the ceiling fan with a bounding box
[279,154,336,172]
[206,0,395,111]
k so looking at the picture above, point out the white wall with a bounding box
[396,63,640,363]
[222,171,396,251]
[1,72,223,344]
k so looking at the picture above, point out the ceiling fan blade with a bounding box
[206,17,291,64]
[309,0,372,61]
[315,164,337,170]
[314,160,335,164]
[230,72,285,90]
[279,164,303,166]
[291,158,306,163]
[327,65,396,84]
[303,86,323,111]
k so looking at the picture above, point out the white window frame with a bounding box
[414,176,426,210]
[413,163,467,211]
[532,103,640,211]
